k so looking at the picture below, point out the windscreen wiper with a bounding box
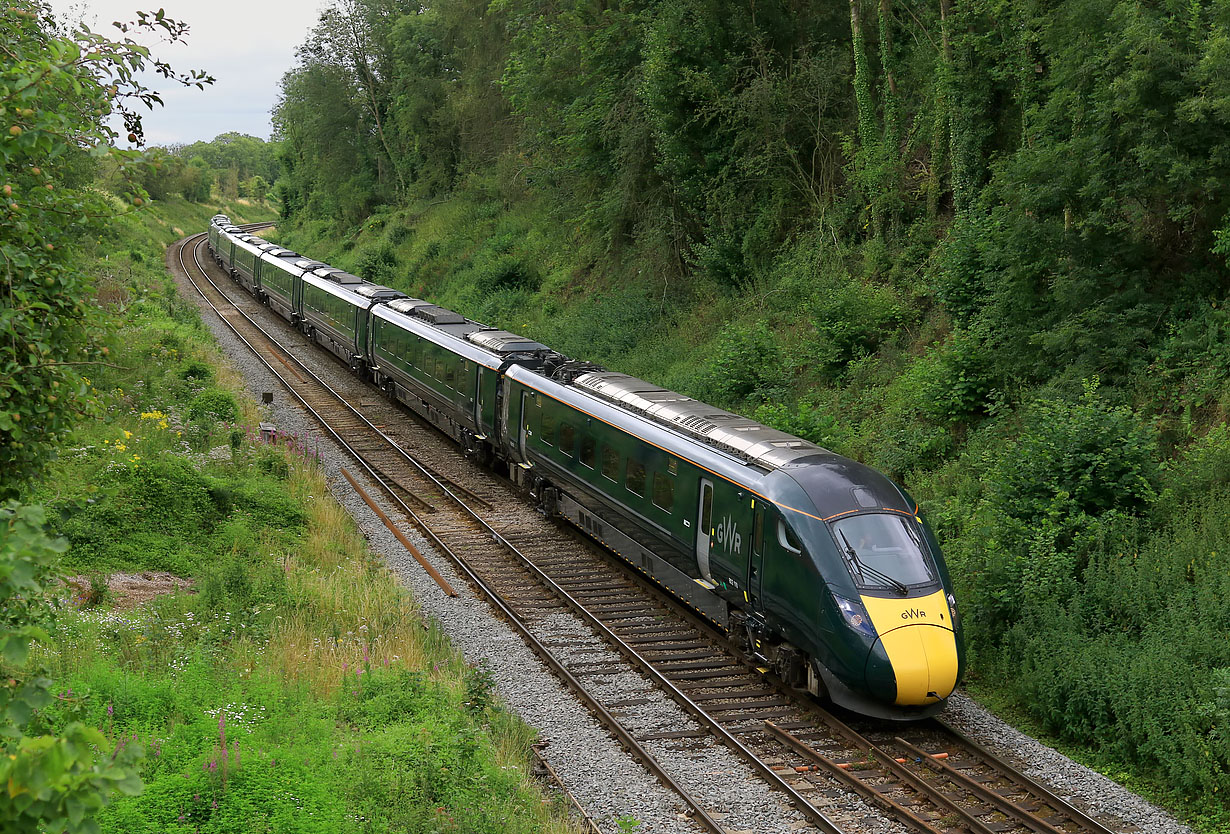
[839,530,909,596]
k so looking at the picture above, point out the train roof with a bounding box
[311,267,361,284]
[371,303,504,369]
[510,364,912,520]
[466,329,548,355]
[301,271,371,304]
[291,259,330,271]
[352,282,404,301]
[233,235,268,255]
[571,371,829,470]
[778,454,915,519]
[381,299,550,358]
[506,363,764,487]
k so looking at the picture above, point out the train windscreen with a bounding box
[830,513,936,591]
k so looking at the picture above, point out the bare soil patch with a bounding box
[66,572,195,609]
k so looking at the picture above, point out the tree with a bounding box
[2,4,211,827]
[1,0,212,494]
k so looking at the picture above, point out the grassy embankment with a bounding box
[274,188,1230,833]
[25,197,581,833]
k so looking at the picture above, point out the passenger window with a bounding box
[778,518,803,555]
[626,460,646,496]
[652,473,674,512]
[601,446,619,481]
[445,361,456,387]
[540,409,556,446]
[559,423,575,456]
[579,435,596,469]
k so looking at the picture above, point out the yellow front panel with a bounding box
[861,589,953,633]
[862,590,958,705]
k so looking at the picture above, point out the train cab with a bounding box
[761,458,965,719]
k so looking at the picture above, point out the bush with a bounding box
[753,401,843,448]
[990,380,1158,525]
[179,360,212,382]
[810,278,903,376]
[1158,424,1230,515]
[472,253,540,294]
[698,321,789,406]
[357,244,399,284]
[188,389,239,425]
[908,327,996,424]
[995,501,1230,798]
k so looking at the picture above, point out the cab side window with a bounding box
[778,518,803,554]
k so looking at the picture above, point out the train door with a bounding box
[696,478,714,582]
[518,391,530,460]
[472,364,482,429]
[496,376,509,448]
[748,502,765,608]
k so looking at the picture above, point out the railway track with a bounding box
[171,228,1134,834]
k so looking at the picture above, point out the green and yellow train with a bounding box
[210,215,965,719]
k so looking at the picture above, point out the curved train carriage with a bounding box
[207,215,966,719]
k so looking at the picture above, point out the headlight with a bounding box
[833,594,877,639]
[947,593,960,628]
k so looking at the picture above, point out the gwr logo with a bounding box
[901,608,927,620]
[715,515,742,555]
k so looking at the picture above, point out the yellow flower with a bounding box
[122,430,132,439]
[131,455,140,462]
[115,443,126,452]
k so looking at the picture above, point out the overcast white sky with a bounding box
[48,1,329,146]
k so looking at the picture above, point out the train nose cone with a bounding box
[868,625,958,705]
[860,590,959,706]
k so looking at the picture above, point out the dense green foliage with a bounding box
[272,0,1230,825]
